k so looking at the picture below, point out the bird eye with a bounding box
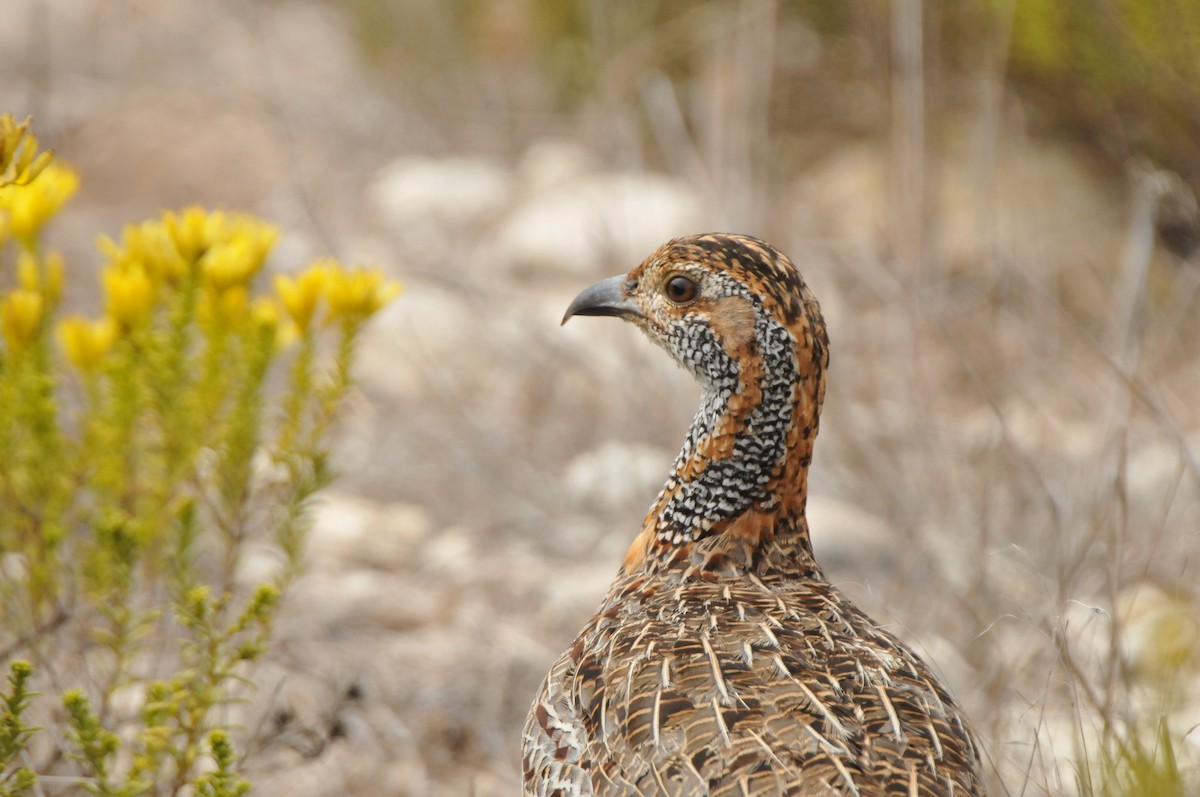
[664,275,698,304]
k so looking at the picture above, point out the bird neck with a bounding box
[624,317,824,578]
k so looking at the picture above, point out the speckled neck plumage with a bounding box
[620,236,829,578]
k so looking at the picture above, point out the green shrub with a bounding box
[0,114,399,795]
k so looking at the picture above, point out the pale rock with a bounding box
[309,492,433,571]
[236,540,287,586]
[1126,439,1195,511]
[564,441,673,512]
[291,568,445,633]
[352,282,479,400]
[496,172,703,276]
[368,155,512,228]
[537,517,616,559]
[516,139,599,194]
[343,569,446,632]
[419,525,477,582]
[540,564,621,624]
[108,683,145,721]
[807,494,898,586]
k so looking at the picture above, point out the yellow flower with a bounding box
[161,206,214,263]
[99,221,187,285]
[274,263,333,330]
[57,316,118,372]
[103,266,156,330]
[0,115,53,188]
[323,266,402,324]
[226,215,278,266]
[99,209,279,289]
[200,236,270,293]
[163,207,279,271]
[0,162,78,248]
[1,289,44,353]
[17,250,64,305]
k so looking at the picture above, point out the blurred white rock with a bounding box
[496,172,703,277]
[540,563,620,623]
[516,139,599,194]
[236,540,287,586]
[308,492,434,571]
[807,494,899,587]
[1126,438,1197,512]
[419,525,478,583]
[352,279,481,400]
[564,441,673,512]
[369,155,512,227]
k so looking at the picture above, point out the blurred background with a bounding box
[3,0,1200,794]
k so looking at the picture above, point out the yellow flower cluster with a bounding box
[100,206,279,289]
[274,261,401,331]
[91,207,283,343]
[0,119,73,357]
[0,162,78,249]
[2,123,402,795]
[0,155,400,369]
[98,220,187,285]
[1,250,66,355]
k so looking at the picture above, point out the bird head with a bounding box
[564,234,830,572]
[563,233,828,405]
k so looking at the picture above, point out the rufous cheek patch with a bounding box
[707,295,757,352]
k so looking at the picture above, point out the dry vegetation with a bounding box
[2,1,1200,795]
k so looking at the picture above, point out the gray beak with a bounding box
[562,275,645,325]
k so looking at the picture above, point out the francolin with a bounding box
[523,234,986,796]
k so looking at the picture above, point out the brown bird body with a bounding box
[523,234,986,796]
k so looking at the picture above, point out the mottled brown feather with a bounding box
[524,234,986,796]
